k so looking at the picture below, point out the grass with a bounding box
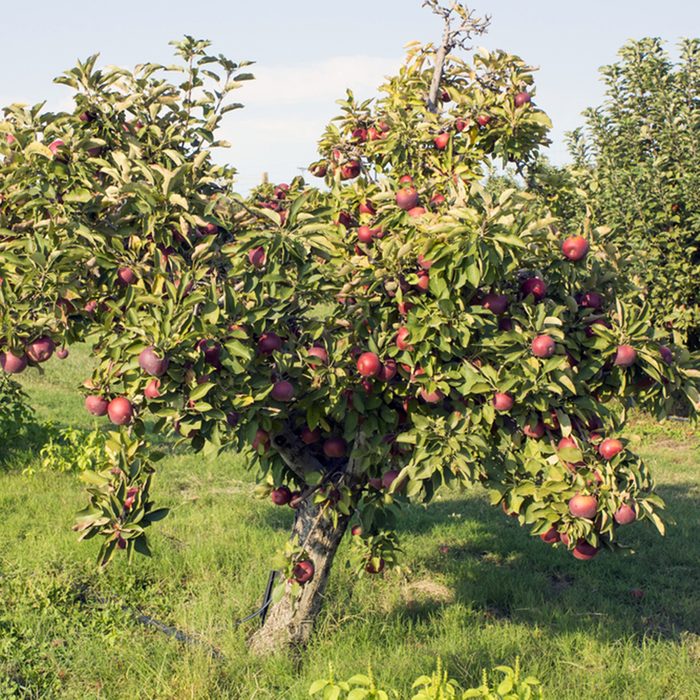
[1,345,699,699]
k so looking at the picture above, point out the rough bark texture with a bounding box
[249,499,349,655]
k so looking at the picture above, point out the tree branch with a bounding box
[271,425,326,479]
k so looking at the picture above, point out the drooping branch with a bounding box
[424,1,491,112]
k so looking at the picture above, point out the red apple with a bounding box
[434,132,450,149]
[271,380,294,402]
[85,395,109,416]
[430,192,446,206]
[540,527,560,544]
[523,421,545,439]
[614,502,636,525]
[396,327,413,351]
[351,525,363,536]
[659,345,674,365]
[377,358,397,382]
[365,558,385,574]
[198,339,222,366]
[599,438,623,460]
[568,494,598,519]
[48,138,65,155]
[357,226,374,244]
[614,345,637,367]
[476,114,492,127]
[396,187,419,211]
[198,222,218,236]
[300,426,321,444]
[340,161,361,180]
[514,91,531,107]
[407,206,426,218]
[307,346,328,364]
[248,246,266,268]
[144,379,161,399]
[455,118,467,132]
[531,335,556,359]
[562,236,589,261]
[117,267,137,285]
[107,397,134,425]
[572,540,599,560]
[359,201,376,215]
[323,437,347,458]
[398,175,413,184]
[521,276,547,301]
[481,293,508,315]
[357,352,381,378]
[577,291,604,309]
[138,346,169,377]
[416,271,430,291]
[493,392,514,412]
[252,428,270,452]
[25,337,55,363]
[417,254,433,270]
[257,332,283,355]
[56,347,69,360]
[420,387,444,403]
[271,486,292,506]
[293,560,314,584]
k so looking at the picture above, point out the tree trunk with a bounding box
[248,498,349,655]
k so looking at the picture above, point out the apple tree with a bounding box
[1,4,699,655]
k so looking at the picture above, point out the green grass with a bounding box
[1,346,699,699]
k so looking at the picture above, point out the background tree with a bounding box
[568,38,700,348]
[1,5,698,656]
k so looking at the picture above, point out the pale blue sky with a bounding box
[2,1,697,191]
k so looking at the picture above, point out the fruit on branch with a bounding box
[614,345,637,367]
[562,236,589,261]
[340,161,361,180]
[614,502,636,525]
[257,332,283,355]
[396,186,419,211]
[300,426,321,444]
[540,527,560,544]
[107,397,134,425]
[514,91,532,107]
[408,206,426,218]
[271,486,292,506]
[138,346,169,377]
[85,395,109,416]
[351,525,363,536]
[117,267,137,285]
[577,291,604,309]
[357,226,374,244]
[659,345,674,365]
[417,254,433,270]
[25,337,55,363]
[271,380,295,402]
[416,271,430,291]
[252,429,270,452]
[455,118,467,132]
[323,437,347,458]
[493,392,514,411]
[365,558,385,574]
[198,340,222,366]
[521,276,547,301]
[523,421,545,439]
[48,138,65,156]
[396,327,413,351]
[568,494,598,519]
[433,132,450,149]
[531,335,556,359]
[359,201,376,215]
[420,387,444,403]
[572,540,599,560]
[144,379,161,399]
[378,358,397,382]
[481,293,508,315]
[307,346,328,364]
[598,438,623,460]
[430,192,446,206]
[476,114,492,127]
[357,352,382,378]
[310,162,327,177]
[198,222,218,236]
[293,560,315,584]
[381,469,402,490]
[248,246,266,268]
[1,350,28,374]
[398,175,413,184]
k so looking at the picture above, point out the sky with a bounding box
[1,1,697,192]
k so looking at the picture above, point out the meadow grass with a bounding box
[1,346,699,698]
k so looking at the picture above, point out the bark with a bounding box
[249,498,349,655]
[427,21,452,113]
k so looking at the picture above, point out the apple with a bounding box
[107,397,134,425]
[138,346,169,377]
[382,470,401,490]
[293,560,315,584]
[562,236,589,261]
[271,380,295,402]
[455,118,467,132]
[248,246,266,268]
[416,271,430,291]
[498,317,514,331]
[568,494,598,519]
[481,293,508,315]
[520,276,547,301]
[559,532,571,546]
[365,558,385,574]
[310,162,327,177]
[198,339,222,366]
[84,395,108,416]
[0,350,27,374]
[540,527,560,544]
[584,317,611,337]
[340,161,361,180]
[359,201,376,215]
[357,352,381,378]
[396,187,419,211]
[434,132,450,150]
[307,346,328,364]
[144,379,161,399]
[357,226,374,244]
[351,525,363,537]
[572,540,599,561]
[614,344,637,367]
[117,267,137,285]
[577,291,604,309]
[271,486,292,506]
[48,138,65,156]
[659,345,674,365]
[523,421,545,439]
[531,335,556,358]
[397,301,414,316]
[408,206,426,218]
[493,392,514,411]
[252,428,270,452]
[5,133,16,144]
[417,254,433,270]
[56,347,69,360]
[558,436,578,450]
[476,114,492,127]
[599,438,623,460]
[351,127,367,143]
[257,332,283,355]
[226,412,240,428]
[420,387,444,403]
[323,437,347,458]
[396,327,413,351]
[514,91,531,107]
[198,222,218,236]
[25,336,55,363]
[300,426,321,444]
[430,192,446,206]
[614,502,636,525]
[398,175,413,184]
[378,358,397,382]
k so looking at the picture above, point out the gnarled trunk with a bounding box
[249,498,349,655]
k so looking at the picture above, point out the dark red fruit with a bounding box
[144,379,161,399]
[614,345,637,368]
[138,346,169,377]
[493,392,514,412]
[307,346,328,364]
[531,335,556,359]
[300,426,321,444]
[357,352,381,378]
[271,486,292,506]
[540,527,560,544]
[323,437,347,459]
[568,494,598,519]
[0,351,28,374]
[271,380,294,402]
[396,187,419,211]
[293,559,315,584]
[396,327,413,351]
[562,236,589,261]
[572,540,599,561]
[599,438,623,460]
[521,277,547,301]
[117,267,137,285]
[85,395,109,416]
[26,336,55,363]
[614,502,636,525]
[257,333,283,355]
[482,293,508,315]
[248,246,266,268]
[514,91,532,107]
[107,397,134,425]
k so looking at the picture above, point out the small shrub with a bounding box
[23,425,108,476]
